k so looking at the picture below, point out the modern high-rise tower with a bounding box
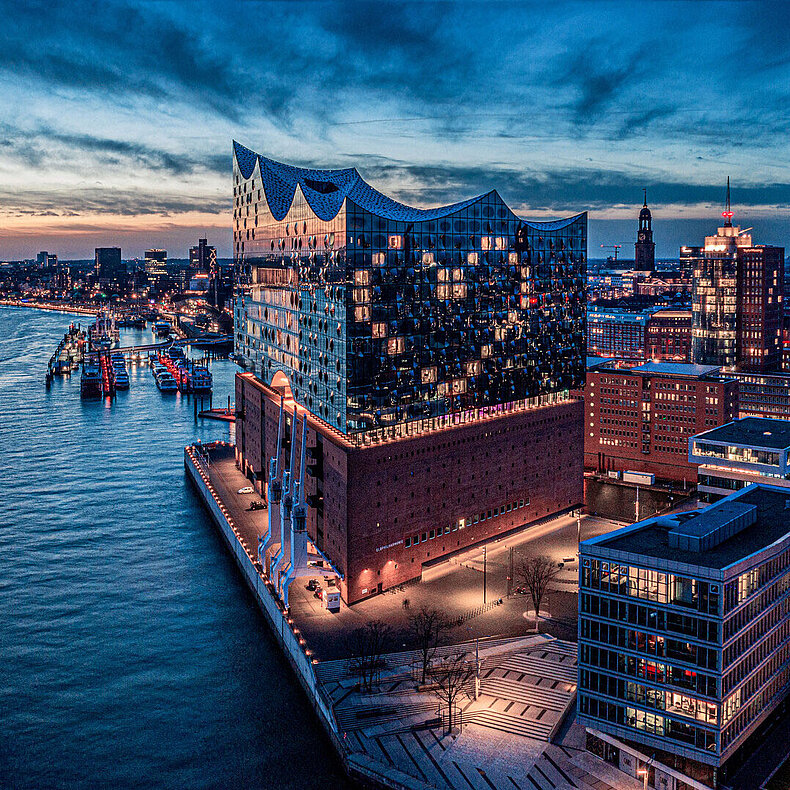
[94,247,125,291]
[634,190,655,273]
[691,180,784,372]
[144,249,168,291]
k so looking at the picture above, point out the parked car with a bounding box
[248,500,265,511]
[237,486,254,494]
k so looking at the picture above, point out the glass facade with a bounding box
[692,252,738,368]
[232,141,586,438]
[579,490,790,772]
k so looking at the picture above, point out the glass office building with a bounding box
[232,141,586,440]
[579,484,790,788]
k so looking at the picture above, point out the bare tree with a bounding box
[515,555,560,621]
[431,652,476,734]
[346,619,392,692]
[408,606,451,685]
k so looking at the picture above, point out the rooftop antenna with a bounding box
[722,176,733,227]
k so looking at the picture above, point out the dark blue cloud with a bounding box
[0,0,788,259]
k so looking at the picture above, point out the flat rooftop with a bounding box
[586,358,723,379]
[585,485,790,570]
[630,361,721,377]
[695,417,790,450]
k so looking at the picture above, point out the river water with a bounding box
[0,307,350,789]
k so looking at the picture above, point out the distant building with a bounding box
[587,306,654,359]
[94,247,125,290]
[635,192,655,273]
[190,238,220,305]
[36,251,57,269]
[646,309,693,362]
[584,358,738,483]
[188,272,210,291]
[144,249,168,291]
[579,483,790,789]
[690,417,790,501]
[729,369,790,420]
[168,262,190,293]
[189,238,216,272]
[691,181,784,372]
[54,261,71,291]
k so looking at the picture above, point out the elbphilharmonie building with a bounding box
[232,141,586,602]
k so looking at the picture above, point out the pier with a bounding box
[47,323,86,384]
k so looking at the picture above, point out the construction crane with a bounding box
[600,244,623,262]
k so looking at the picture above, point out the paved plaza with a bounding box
[197,443,646,788]
[317,635,641,790]
[200,443,623,660]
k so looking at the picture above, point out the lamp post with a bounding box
[482,546,487,605]
[636,755,654,790]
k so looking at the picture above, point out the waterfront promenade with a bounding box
[186,441,641,789]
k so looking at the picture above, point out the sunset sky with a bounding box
[2,0,788,260]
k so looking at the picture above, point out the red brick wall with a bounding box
[343,400,583,602]
[237,373,583,604]
[583,369,739,483]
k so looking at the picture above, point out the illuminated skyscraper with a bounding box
[691,181,784,372]
[94,247,125,290]
[144,249,168,291]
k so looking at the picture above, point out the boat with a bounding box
[152,320,171,338]
[156,372,178,392]
[80,362,103,397]
[191,365,213,392]
[117,315,146,328]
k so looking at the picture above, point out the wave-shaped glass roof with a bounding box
[233,141,583,229]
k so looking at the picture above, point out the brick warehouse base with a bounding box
[235,373,584,605]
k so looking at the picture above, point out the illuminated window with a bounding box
[388,235,403,249]
[421,366,437,383]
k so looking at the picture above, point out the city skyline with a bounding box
[1,0,789,259]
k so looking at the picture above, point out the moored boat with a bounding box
[80,362,103,397]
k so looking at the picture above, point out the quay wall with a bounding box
[184,444,428,790]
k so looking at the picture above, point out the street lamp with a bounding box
[636,755,655,790]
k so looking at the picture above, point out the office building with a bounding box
[635,192,655,273]
[690,417,790,501]
[646,310,693,362]
[587,306,653,359]
[189,237,217,272]
[94,247,125,290]
[189,238,220,305]
[691,182,784,372]
[232,141,586,603]
[36,251,57,269]
[728,370,790,420]
[579,483,790,789]
[144,249,168,291]
[584,359,738,483]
